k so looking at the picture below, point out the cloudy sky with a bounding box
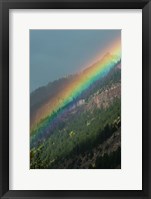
[30,29,120,92]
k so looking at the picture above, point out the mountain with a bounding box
[30,53,121,169]
[30,53,120,129]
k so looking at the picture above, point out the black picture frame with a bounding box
[0,0,150,198]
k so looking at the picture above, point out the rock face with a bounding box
[86,83,121,111]
[66,82,120,115]
[77,99,85,106]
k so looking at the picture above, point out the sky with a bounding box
[30,30,121,92]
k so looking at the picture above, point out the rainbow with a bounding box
[30,38,121,147]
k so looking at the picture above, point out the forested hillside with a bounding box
[30,57,121,169]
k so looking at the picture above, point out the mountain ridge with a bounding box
[30,53,120,129]
[30,54,121,169]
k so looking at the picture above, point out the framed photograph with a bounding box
[0,0,150,198]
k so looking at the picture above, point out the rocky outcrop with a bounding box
[86,82,121,111]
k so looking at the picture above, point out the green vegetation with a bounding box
[30,98,121,169]
[30,63,121,169]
